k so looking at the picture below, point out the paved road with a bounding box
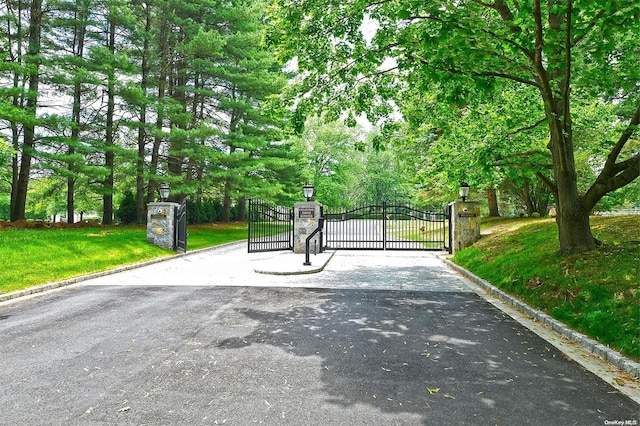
[1,244,638,425]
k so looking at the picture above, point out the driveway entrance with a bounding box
[0,245,637,425]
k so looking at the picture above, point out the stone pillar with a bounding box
[147,202,179,250]
[449,202,481,254]
[293,201,322,254]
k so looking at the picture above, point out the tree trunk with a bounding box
[547,116,597,254]
[102,15,116,225]
[67,175,75,224]
[11,0,43,221]
[67,1,90,225]
[221,178,232,222]
[147,62,166,204]
[147,10,170,204]
[532,0,596,255]
[486,187,500,217]
[236,197,246,221]
[136,3,151,223]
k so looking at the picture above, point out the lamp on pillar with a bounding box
[303,182,315,201]
[159,183,170,202]
[459,182,470,202]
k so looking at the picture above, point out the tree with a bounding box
[268,0,640,254]
[0,136,12,219]
[297,117,365,208]
[115,189,137,224]
[0,0,299,223]
[3,0,45,221]
[206,0,297,220]
[396,82,554,215]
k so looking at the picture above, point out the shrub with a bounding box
[115,191,138,224]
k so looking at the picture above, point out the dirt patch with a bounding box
[0,220,102,230]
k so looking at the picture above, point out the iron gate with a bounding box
[248,199,293,253]
[323,201,449,251]
[175,197,187,252]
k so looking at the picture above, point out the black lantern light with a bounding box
[303,182,315,201]
[459,182,470,202]
[159,183,170,202]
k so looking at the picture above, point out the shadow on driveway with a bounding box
[214,287,638,425]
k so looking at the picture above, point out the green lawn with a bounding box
[453,215,640,362]
[0,222,248,294]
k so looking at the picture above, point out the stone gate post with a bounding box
[449,201,481,254]
[293,201,322,254]
[147,202,180,250]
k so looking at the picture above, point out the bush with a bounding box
[187,199,223,224]
[0,201,9,221]
[115,191,138,224]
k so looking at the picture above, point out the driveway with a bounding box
[0,244,638,425]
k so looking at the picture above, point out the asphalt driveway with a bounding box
[0,246,638,425]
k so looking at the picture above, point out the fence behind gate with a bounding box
[247,199,293,253]
[323,201,448,251]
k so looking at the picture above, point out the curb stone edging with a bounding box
[253,251,336,276]
[440,257,640,380]
[0,240,247,304]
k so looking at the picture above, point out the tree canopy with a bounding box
[267,0,640,254]
[1,0,303,223]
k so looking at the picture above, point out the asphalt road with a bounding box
[1,247,638,425]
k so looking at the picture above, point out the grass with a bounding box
[453,215,640,362]
[187,222,248,250]
[0,222,248,294]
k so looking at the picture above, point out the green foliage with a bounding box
[454,216,640,361]
[25,177,67,221]
[115,190,137,225]
[187,199,223,224]
[0,0,298,225]
[297,117,418,208]
[0,193,9,221]
[267,0,640,253]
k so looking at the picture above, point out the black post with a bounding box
[304,217,324,266]
[382,200,387,251]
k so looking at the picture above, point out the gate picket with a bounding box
[323,201,448,251]
[175,197,188,252]
[247,199,293,253]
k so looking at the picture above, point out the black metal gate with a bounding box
[248,199,293,253]
[175,197,187,252]
[323,201,448,251]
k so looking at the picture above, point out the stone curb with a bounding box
[253,251,336,276]
[0,240,246,304]
[440,257,640,380]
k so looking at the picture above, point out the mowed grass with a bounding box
[0,222,248,294]
[453,215,640,361]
